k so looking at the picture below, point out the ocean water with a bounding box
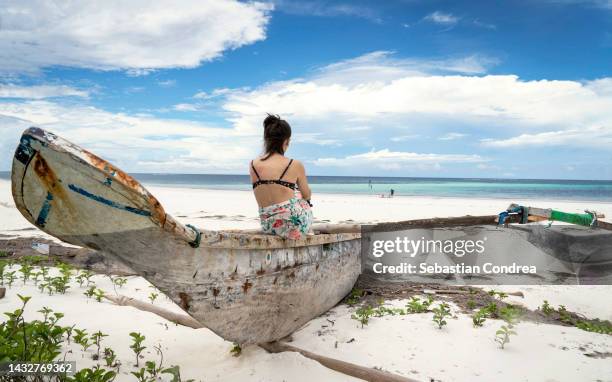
[4,172,608,201]
[2,171,611,201]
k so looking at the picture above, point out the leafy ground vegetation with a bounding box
[0,257,196,382]
[345,284,611,350]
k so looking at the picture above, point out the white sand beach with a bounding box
[1,178,611,381]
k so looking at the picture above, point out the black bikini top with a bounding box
[251,159,297,190]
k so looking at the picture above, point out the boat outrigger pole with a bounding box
[497,203,612,230]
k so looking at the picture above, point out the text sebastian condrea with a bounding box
[372,263,537,274]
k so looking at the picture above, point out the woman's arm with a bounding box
[295,160,312,201]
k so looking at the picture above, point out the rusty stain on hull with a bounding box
[32,154,69,202]
[241,279,253,293]
[82,151,167,225]
[178,292,191,311]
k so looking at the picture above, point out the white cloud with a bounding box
[173,103,200,112]
[314,51,498,83]
[481,126,612,148]
[273,0,381,22]
[218,52,612,150]
[293,133,340,146]
[2,52,611,175]
[0,0,272,74]
[548,0,612,9]
[438,132,467,141]
[193,88,235,99]
[423,11,460,25]
[313,149,486,170]
[157,80,177,88]
[472,19,497,30]
[586,78,612,95]
[391,134,421,142]
[0,101,259,172]
[124,86,145,94]
[0,84,89,99]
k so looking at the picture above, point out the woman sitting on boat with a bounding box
[250,114,313,239]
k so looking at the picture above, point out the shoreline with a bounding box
[141,182,612,205]
[2,179,611,239]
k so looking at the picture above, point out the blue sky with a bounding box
[1,0,611,179]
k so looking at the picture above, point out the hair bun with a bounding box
[263,113,281,128]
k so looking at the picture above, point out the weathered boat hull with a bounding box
[11,127,361,344]
[361,216,612,285]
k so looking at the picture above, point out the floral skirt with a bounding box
[259,198,313,240]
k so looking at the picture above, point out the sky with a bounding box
[0,0,611,179]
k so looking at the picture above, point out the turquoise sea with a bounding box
[2,172,611,202]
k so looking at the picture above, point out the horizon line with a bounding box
[1,170,611,183]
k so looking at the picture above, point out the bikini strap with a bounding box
[251,160,261,180]
[279,159,293,180]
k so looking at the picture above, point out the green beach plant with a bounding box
[345,287,364,306]
[539,300,554,316]
[432,303,451,329]
[76,270,95,287]
[94,288,106,302]
[50,275,71,294]
[495,324,516,349]
[0,260,6,285]
[130,332,146,367]
[406,296,433,313]
[499,305,520,324]
[67,366,116,382]
[352,305,376,328]
[6,270,16,287]
[488,290,508,301]
[131,367,149,382]
[66,324,76,344]
[472,310,487,327]
[145,344,166,378]
[38,306,53,322]
[91,330,108,359]
[148,292,158,304]
[57,261,73,279]
[84,285,97,298]
[112,276,128,289]
[230,343,242,357]
[575,319,612,335]
[74,329,92,351]
[0,295,65,363]
[31,270,41,285]
[19,262,33,284]
[103,347,118,368]
[161,365,195,382]
[466,299,476,310]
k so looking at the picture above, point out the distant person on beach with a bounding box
[390,189,395,197]
[250,114,313,239]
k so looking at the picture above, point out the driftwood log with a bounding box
[103,294,202,329]
[260,341,419,382]
[103,293,421,382]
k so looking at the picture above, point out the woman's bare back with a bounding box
[250,154,310,207]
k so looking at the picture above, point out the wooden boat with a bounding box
[11,128,612,342]
[11,127,362,345]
